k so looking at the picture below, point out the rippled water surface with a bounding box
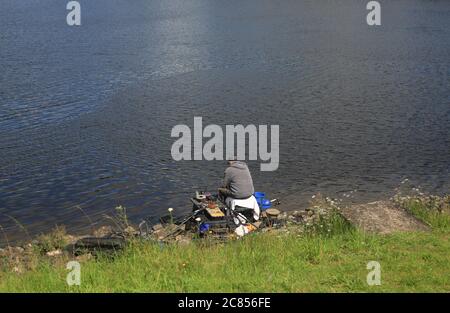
[1,0,449,242]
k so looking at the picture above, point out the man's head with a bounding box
[226,156,238,166]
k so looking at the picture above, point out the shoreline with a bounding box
[1,191,448,258]
[2,183,448,247]
[0,192,449,291]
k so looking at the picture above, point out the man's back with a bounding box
[223,161,254,199]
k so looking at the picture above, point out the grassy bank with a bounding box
[1,194,449,292]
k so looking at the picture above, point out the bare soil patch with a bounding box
[340,200,430,234]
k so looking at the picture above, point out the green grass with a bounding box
[1,196,449,292]
[399,197,450,232]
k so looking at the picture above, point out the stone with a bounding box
[154,224,180,240]
[123,226,137,236]
[152,228,163,238]
[176,235,192,246]
[266,208,281,217]
[14,247,24,253]
[46,249,62,257]
[65,234,79,244]
[152,223,163,231]
[93,226,113,238]
[292,210,307,217]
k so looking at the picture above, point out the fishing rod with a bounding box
[158,206,207,241]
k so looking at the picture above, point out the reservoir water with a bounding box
[1,0,449,242]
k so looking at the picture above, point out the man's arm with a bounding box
[222,168,232,188]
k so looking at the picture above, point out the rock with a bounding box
[152,228,163,238]
[152,223,163,231]
[65,234,79,244]
[154,224,180,240]
[292,210,307,217]
[13,247,24,253]
[93,226,113,238]
[123,226,137,236]
[24,243,34,252]
[178,238,191,246]
[175,235,191,246]
[266,208,281,217]
[46,249,62,257]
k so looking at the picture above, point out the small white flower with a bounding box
[311,195,316,199]
[168,208,174,212]
[195,217,201,222]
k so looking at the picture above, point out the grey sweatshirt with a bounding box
[223,161,255,199]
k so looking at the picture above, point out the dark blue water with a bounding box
[1,0,449,243]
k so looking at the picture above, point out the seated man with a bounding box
[218,159,260,236]
[218,159,255,201]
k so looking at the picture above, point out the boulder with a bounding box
[93,226,113,238]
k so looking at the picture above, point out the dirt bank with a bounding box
[339,200,430,234]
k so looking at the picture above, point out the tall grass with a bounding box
[395,194,450,231]
[1,229,450,292]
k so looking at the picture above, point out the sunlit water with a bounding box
[1,0,449,243]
